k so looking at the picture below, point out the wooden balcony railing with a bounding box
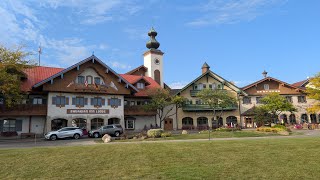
[182,104,238,112]
[0,104,47,116]
[124,105,157,116]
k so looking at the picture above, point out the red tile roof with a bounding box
[120,74,160,97]
[292,79,308,89]
[21,66,64,92]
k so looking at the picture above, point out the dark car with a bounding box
[88,124,123,138]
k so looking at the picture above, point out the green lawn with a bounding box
[1,137,319,179]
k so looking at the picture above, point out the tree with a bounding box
[144,88,186,128]
[306,73,320,113]
[253,106,273,127]
[257,93,296,124]
[196,89,237,126]
[0,45,34,107]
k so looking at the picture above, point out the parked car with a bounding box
[89,124,123,138]
[45,127,83,141]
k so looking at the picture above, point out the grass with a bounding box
[1,137,319,179]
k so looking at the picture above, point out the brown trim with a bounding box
[242,77,304,92]
[126,65,148,75]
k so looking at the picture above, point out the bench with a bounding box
[20,133,36,138]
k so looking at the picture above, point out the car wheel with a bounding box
[73,133,80,139]
[93,133,100,138]
[114,131,120,137]
[50,135,57,141]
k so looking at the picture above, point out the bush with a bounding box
[147,129,163,138]
[272,124,287,130]
[215,128,241,132]
[256,127,285,133]
[161,132,172,138]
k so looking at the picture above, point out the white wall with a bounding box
[143,52,164,87]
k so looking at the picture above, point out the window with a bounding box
[124,100,128,106]
[77,76,85,84]
[197,117,208,125]
[242,97,251,104]
[130,101,135,106]
[91,97,104,107]
[182,117,193,125]
[1,119,22,132]
[52,96,68,107]
[33,97,43,105]
[256,97,262,104]
[72,118,87,129]
[137,101,142,105]
[125,119,135,129]
[94,77,101,85]
[196,99,202,105]
[91,118,104,130]
[217,84,223,89]
[198,84,204,90]
[285,96,293,103]
[298,96,307,103]
[74,97,85,107]
[264,84,269,90]
[137,82,145,89]
[209,83,216,89]
[86,76,93,84]
[109,98,121,107]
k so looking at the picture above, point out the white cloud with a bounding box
[234,80,254,87]
[123,28,148,40]
[186,0,287,27]
[108,61,132,70]
[168,81,189,89]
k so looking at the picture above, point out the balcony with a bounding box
[0,104,47,116]
[190,90,200,97]
[182,104,238,112]
[124,105,157,116]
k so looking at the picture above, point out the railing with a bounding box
[190,90,200,97]
[182,104,238,111]
[124,105,157,116]
[0,104,47,116]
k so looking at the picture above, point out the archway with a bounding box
[91,118,104,130]
[197,117,208,130]
[108,118,120,125]
[280,114,288,124]
[182,117,194,130]
[51,119,68,131]
[212,117,223,129]
[289,114,296,124]
[310,114,317,123]
[72,118,87,129]
[301,114,308,123]
[154,70,161,85]
[226,116,237,126]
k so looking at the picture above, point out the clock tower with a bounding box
[143,27,164,87]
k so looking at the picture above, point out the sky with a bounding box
[1,0,320,89]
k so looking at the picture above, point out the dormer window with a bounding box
[264,84,269,90]
[137,82,145,89]
[77,76,85,84]
[94,77,101,85]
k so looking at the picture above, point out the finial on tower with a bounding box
[262,70,268,78]
[146,27,160,50]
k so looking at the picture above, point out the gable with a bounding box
[126,65,148,76]
[36,56,138,95]
[243,78,304,95]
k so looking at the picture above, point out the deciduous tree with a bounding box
[307,73,320,113]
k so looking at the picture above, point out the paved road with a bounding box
[1,130,319,149]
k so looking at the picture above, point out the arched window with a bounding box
[154,70,161,85]
[310,114,317,123]
[212,117,223,128]
[108,118,120,125]
[51,119,68,131]
[182,117,193,125]
[226,116,237,125]
[197,117,208,126]
[289,114,296,124]
[91,118,104,130]
[301,114,308,123]
[72,118,87,129]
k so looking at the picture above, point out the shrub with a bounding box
[272,124,287,130]
[147,129,163,138]
[161,132,172,138]
[215,128,241,132]
[256,127,285,133]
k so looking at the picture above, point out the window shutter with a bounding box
[84,98,88,105]
[16,120,22,131]
[91,98,94,105]
[118,99,121,106]
[72,97,76,105]
[0,120,3,132]
[108,99,111,106]
[65,97,69,105]
[52,97,56,105]
[102,98,105,106]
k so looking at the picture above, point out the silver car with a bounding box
[89,124,123,138]
[45,127,83,141]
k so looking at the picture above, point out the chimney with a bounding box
[202,62,210,74]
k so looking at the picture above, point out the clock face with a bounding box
[154,59,160,65]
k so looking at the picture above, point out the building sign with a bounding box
[67,109,109,114]
[195,112,215,116]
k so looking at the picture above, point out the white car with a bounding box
[45,127,83,141]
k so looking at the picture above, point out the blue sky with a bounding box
[1,0,320,88]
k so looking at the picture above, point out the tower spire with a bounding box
[146,27,160,50]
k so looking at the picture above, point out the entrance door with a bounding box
[164,118,173,131]
[245,117,253,128]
